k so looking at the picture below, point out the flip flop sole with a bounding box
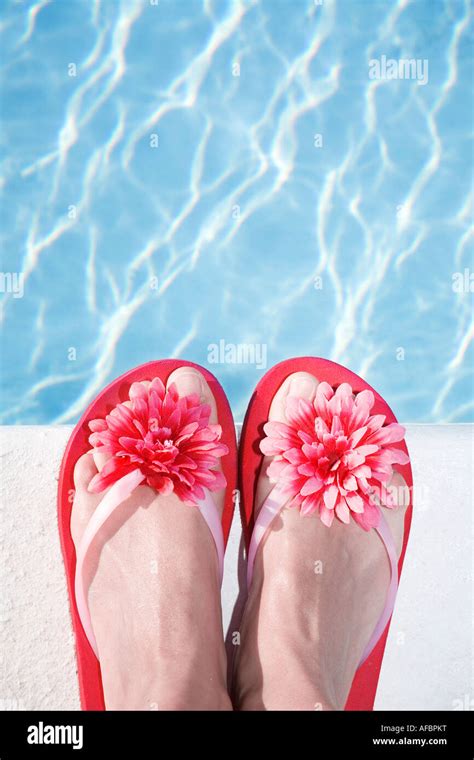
[239,357,413,711]
[58,359,237,710]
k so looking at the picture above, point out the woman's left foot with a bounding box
[233,372,409,711]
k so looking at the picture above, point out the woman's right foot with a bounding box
[71,368,232,710]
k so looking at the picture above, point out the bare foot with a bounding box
[233,372,409,711]
[71,368,232,710]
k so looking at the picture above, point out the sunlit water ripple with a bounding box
[0,0,473,423]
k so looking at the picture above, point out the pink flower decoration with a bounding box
[260,382,410,530]
[87,378,228,506]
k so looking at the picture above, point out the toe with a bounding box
[92,449,111,472]
[389,471,410,509]
[90,388,146,473]
[71,453,102,546]
[167,367,218,424]
[255,372,318,515]
[383,471,410,555]
[166,367,225,516]
[74,452,98,492]
[268,371,319,423]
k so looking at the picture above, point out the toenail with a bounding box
[288,376,316,399]
[174,371,205,397]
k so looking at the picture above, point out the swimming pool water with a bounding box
[0,0,473,423]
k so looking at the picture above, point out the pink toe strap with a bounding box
[247,483,288,589]
[246,485,399,669]
[359,509,399,666]
[74,469,225,659]
[74,469,145,658]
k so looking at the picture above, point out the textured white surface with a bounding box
[0,424,472,711]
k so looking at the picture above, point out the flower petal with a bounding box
[335,498,350,524]
[323,484,338,510]
[319,504,335,527]
[345,492,364,513]
[301,477,324,496]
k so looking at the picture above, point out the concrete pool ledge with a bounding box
[0,424,472,710]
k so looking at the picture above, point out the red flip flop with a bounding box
[58,359,237,710]
[239,357,413,711]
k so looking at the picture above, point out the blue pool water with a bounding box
[0,0,472,424]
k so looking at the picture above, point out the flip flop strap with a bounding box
[359,509,399,666]
[246,484,399,668]
[75,469,225,659]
